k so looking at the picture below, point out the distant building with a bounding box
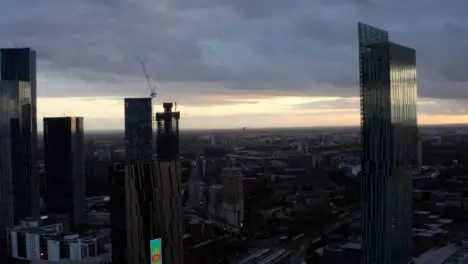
[124,98,153,162]
[0,80,37,233]
[1,48,39,221]
[110,102,183,264]
[222,167,244,228]
[208,185,223,217]
[188,157,206,208]
[43,117,86,230]
[359,22,418,264]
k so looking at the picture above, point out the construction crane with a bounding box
[140,61,157,101]
[141,61,157,126]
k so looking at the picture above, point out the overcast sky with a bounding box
[2,0,468,130]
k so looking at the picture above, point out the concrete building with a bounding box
[222,167,244,228]
[43,117,85,230]
[359,22,418,264]
[124,98,153,162]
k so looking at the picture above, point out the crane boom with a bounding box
[140,61,157,98]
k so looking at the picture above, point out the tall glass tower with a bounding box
[0,81,33,231]
[0,48,39,223]
[124,98,153,162]
[359,23,418,264]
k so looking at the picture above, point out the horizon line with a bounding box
[35,122,468,134]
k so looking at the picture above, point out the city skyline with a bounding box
[2,1,468,130]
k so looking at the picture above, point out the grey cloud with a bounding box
[293,98,360,110]
[1,0,468,100]
[293,97,468,117]
[418,99,468,116]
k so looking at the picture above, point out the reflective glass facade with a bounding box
[0,48,39,220]
[0,81,33,231]
[124,98,153,162]
[359,23,417,264]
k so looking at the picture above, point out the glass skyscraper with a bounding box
[0,48,39,223]
[124,98,153,161]
[359,23,418,264]
[0,81,33,231]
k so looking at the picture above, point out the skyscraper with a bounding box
[110,103,183,264]
[0,48,39,223]
[359,23,418,264]
[43,117,85,229]
[154,102,183,264]
[0,81,33,231]
[124,98,153,161]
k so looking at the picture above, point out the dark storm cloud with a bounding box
[1,0,467,99]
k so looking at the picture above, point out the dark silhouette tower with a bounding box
[43,117,85,230]
[156,102,180,161]
[154,102,183,264]
[359,23,417,264]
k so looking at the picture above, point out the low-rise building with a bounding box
[6,218,110,263]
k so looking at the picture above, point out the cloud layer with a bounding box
[1,0,467,101]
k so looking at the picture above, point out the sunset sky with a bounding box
[2,0,468,130]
